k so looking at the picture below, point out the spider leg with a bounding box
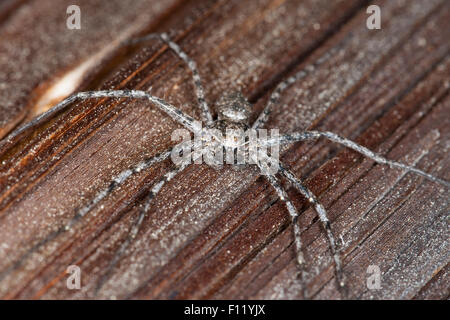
[265,130,450,187]
[277,163,346,290]
[3,90,201,146]
[0,147,173,282]
[0,94,80,148]
[95,154,193,294]
[263,171,309,297]
[252,46,338,129]
[126,32,214,125]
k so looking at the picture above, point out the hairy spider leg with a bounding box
[255,144,344,297]
[277,163,345,291]
[2,89,202,151]
[252,46,340,129]
[95,151,194,294]
[127,32,214,125]
[0,147,174,282]
[263,172,309,295]
[0,88,201,281]
[266,130,449,187]
[254,129,447,295]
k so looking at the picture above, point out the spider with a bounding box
[1,32,448,298]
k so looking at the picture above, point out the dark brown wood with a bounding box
[0,0,448,299]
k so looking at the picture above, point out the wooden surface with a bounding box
[0,0,448,299]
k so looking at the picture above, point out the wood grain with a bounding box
[0,0,448,299]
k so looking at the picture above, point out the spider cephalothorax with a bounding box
[200,91,253,162]
[216,91,252,125]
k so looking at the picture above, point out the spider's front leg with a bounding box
[0,67,204,291]
[125,32,214,125]
[252,46,339,130]
[265,130,450,187]
[2,89,202,148]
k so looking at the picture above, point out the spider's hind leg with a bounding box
[126,32,214,125]
[264,172,310,298]
[95,154,192,295]
[0,147,173,283]
[277,164,347,294]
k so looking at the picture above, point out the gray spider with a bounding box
[1,32,448,297]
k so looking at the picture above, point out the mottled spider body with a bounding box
[208,92,252,147]
[216,91,252,124]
